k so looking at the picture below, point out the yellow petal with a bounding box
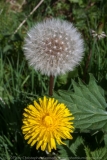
[31,139,37,146]
[36,140,43,150]
[41,142,47,151]
[50,138,56,149]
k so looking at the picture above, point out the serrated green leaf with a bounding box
[57,137,84,159]
[58,143,73,160]
[85,147,107,160]
[54,74,107,132]
[72,80,83,96]
[57,90,74,103]
[69,136,84,156]
[84,147,92,160]
[88,74,107,109]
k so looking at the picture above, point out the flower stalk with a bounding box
[49,75,54,96]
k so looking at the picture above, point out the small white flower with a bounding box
[91,29,107,40]
[23,18,84,76]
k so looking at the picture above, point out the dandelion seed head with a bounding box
[23,19,84,76]
[91,29,107,39]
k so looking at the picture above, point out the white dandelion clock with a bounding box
[23,18,84,76]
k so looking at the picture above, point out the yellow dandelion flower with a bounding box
[21,96,74,152]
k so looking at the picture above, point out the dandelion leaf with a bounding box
[85,146,107,160]
[54,74,107,132]
[57,136,84,159]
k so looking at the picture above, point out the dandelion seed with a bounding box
[21,96,74,152]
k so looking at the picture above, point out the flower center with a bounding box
[43,37,65,56]
[43,115,53,127]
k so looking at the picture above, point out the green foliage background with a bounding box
[0,0,107,159]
